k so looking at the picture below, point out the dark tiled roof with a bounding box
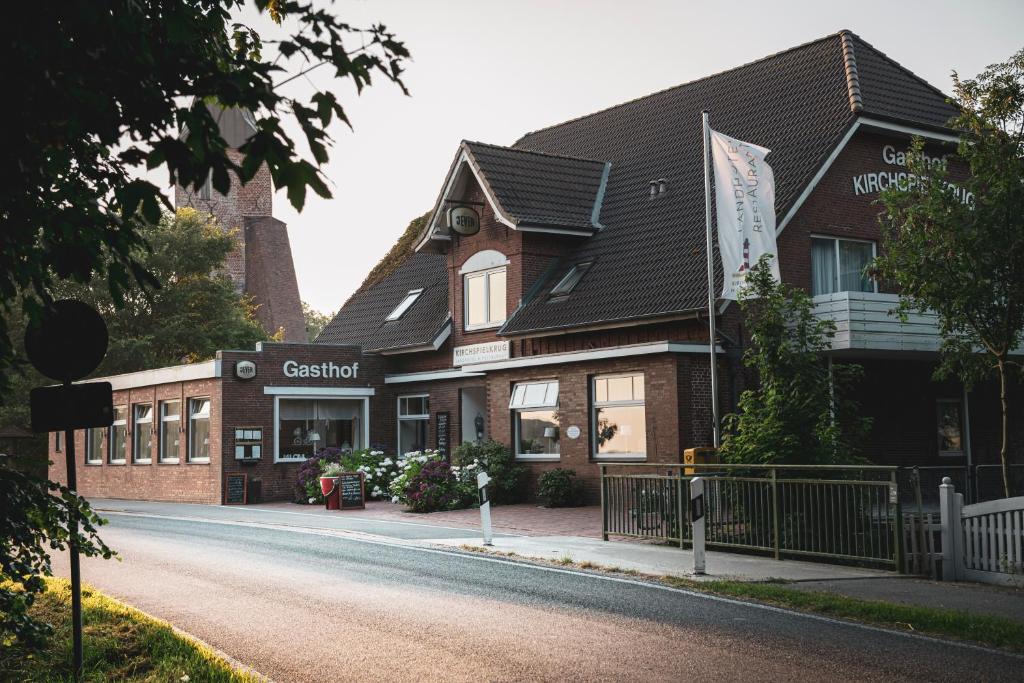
[499,30,955,335]
[464,141,609,230]
[850,35,958,129]
[329,31,957,348]
[315,252,450,352]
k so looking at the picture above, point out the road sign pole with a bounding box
[477,471,493,546]
[63,402,83,682]
[690,476,706,575]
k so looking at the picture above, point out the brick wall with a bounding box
[49,378,223,504]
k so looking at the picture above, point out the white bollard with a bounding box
[690,476,706,575]
[939,476,965,581]
[477,471,493,546]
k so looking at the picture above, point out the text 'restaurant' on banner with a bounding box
[710,129,779,299]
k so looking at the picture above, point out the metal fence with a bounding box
[897,464,1024,508]
[601,463,902,569]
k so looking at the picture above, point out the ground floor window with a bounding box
[109,406,127,463]
[937,398,964,456]
[159,400,180,463]
[85,427,103,464]
[132,403,152,463]
[592,373,646,460]
[278,398,363,461]
[510,380,560,460]
[188,398,210,462]
[398,395,429,455]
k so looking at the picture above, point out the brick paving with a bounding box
[258,500,604,538]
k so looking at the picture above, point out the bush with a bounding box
[537,468,585,508]
[388,449,444,504]
[403,460,475,513]
[294,447,402,503]
[452,440,527,505]
[294,448,345,504]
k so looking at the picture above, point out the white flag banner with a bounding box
[710,129,780,300]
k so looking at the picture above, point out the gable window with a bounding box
[937,399,964,456]
[510,380,559,460]
[810,236,876,296]
[592,373,646,460]
[109,406,127,463]
[398,395,429,455]
[550,261,592,298]
[188,398,211,463]
[387,289,424,322]
[85,428,103,465]
[461,250,508,331]
[159,400,181,463]
[133,404,153,463]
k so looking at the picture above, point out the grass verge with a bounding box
[1,577,263,682]
[454,543,1024,652]
[660,576,1024,652]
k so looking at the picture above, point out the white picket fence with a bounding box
[940,478,1024,586]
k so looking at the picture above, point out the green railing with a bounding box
[600,463,903,569]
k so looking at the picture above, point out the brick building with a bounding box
[174,103,307,343]
[51,31,1022,504]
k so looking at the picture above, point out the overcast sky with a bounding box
[183,0,1024,313]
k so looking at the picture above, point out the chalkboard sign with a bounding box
[435,411,450,456]
[338,472,365,510]
[225,473,247,505]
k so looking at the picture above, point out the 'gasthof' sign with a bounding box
[453,341,510,366]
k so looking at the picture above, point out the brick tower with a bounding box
[174,104,307,342]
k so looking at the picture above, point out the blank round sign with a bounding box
[25,299,109,382]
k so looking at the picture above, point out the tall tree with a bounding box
[720,257,871,466]
[302,301,335,342]
[1,0,408,396]
[875,49,1024,497]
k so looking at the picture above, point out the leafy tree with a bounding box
[302,301,335,342]
[2,0,408,396]
[720,257,871,465]
[1,467,114,646]
[875,49,1024,497]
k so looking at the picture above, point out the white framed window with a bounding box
[387,289,424,322]
[132,403,153,463]
[592,373,646,460]
[159,400,181,463]
[54,431,63,452]
[109,406,127,464]
[550,261,592,298]
[461,251,508,331]
[85,428,103,465]
[188,398,211,463]
[937,398,965,457]
[398,394,429,455]
[510,380,560,460]
[277,398,364,462]
[810,236,877,297]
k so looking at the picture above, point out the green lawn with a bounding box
[1,578,262,682]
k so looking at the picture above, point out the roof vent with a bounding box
[649,180,658,198]
[649,178,669,198]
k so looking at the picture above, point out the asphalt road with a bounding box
[53,510,1020,682]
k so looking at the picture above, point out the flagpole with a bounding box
[702,110,720,448]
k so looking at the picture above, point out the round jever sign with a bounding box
[566,425,581,440]
[235,360,257,380]
[448,206,480,236]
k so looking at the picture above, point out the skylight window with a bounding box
[386,289,423,321]
[549,262,592,297]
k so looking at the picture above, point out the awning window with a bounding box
[509,380,559,410]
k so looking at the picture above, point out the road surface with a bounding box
[53,505,1020,682]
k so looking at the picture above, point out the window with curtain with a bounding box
[109,406,127,463]
[398,395,429,455]
[159,400,180,463]
[937,399,964,456]
[85,427,103,464]
[592,373,647,460]
[810,237,875,296]
[278,398,362,461]
[188,398,210,462]
[133,403,153,463]
[464,267,507,329]
[510,380,560,460]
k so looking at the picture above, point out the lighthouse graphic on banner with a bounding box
[709,129,779,299]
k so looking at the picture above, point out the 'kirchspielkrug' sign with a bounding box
[453,341,509,366]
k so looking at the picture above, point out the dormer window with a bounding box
[460,250,508,331]
[550,261,593,298]
[386,289,423,322]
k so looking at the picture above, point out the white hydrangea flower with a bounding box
[391,496,400,503]
[308,497,316,504]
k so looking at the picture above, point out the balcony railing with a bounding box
[811,291,941,353]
